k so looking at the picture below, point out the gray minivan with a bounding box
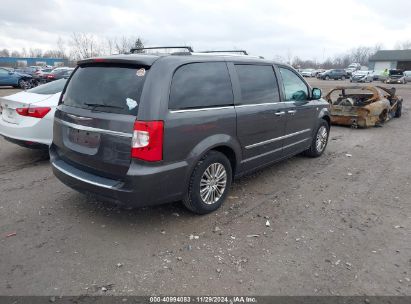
[50,48,330,214]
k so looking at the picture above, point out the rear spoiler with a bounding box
[77,57,153,67]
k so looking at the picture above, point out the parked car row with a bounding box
[317,69,348,80]
[0,66,74,89]
[0,67,33,89]
[0,49,331,214]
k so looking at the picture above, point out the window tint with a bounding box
[235,65,279,105]
[169,62,233,110]
[28,79,67,95]
[63,64,147,115]
[0,69,8,75]
[279,67,309,101]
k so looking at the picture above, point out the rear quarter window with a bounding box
[169,62,233,110]
[63,64,147,115]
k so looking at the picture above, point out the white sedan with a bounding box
[0,79,66,148]
[301,69,316,77]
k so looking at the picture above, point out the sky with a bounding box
[0,0,410,60]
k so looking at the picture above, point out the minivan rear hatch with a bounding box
[53,62,148,179]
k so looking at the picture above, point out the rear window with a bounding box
[169,62,233,110]
[28,79,67,95]
[62,64,147,115]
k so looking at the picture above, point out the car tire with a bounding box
[18,79,26,89]
[304,120,330,158]
[341,76,346,80]
[183,151,232,214]
[325,76,330,80]
[395,103,402,118]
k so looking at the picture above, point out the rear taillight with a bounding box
[47,74,55,78]
[16,107,51,118]
[131,121,164,162]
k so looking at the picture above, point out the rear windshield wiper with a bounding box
[84,103,123,110]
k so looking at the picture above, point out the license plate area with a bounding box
[68,128,100,148]
[1,105,17,123]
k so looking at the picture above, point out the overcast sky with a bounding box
[1,0,410,60]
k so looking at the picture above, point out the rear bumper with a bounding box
[2,136,48,149]
[50,146,189,207]
[0,115,53,146]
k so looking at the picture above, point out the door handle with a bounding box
[287,110,297,115]
[274,111,285,116]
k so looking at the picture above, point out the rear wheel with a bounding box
[183,151,232,214]
[304,120,329,157]
[341,76,346,80]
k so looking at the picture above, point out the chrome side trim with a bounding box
[55,118,132,138]
[236,102,278,108]
[169,106,234,113]
[245,128,311,149]
[242,137,311,163]
[169,101,298,113]
[52,162,114,189]
[235,101,296,108]
[283,137,311,149]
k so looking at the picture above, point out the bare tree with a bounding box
[0,49,10,57]
[21,48,28,57]
[43,49,65,58]
[114,36,136,54]
[11,50,21,57]
[70,32,102,60]
[29,48,43,58]
[57,37,67,59]
[394,40,411,50]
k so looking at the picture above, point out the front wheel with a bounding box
[341,76,346,80]
[325,76,330,80]
[304,120,330,157]
[18,79,26,89]
[183,151,232,214]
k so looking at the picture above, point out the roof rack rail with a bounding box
[200,50,249,55]
[130,46,194,54]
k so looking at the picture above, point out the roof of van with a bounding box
[77,53,279,66]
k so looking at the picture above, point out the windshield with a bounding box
[28,79,67,95]
[62,64,148,115]
[354,71,368,75]
[389,70,404,76]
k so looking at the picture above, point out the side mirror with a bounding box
[9,71,13,75]
[312,88,322,100]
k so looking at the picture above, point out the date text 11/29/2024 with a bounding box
[149,296,257,303]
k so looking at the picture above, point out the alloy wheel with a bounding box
[200,163,227,205]
[316,126,328,152]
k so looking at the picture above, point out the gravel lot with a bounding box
[0,79,410,296]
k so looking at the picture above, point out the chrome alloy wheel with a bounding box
[316,126,328,152]
[200,163,227,205]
